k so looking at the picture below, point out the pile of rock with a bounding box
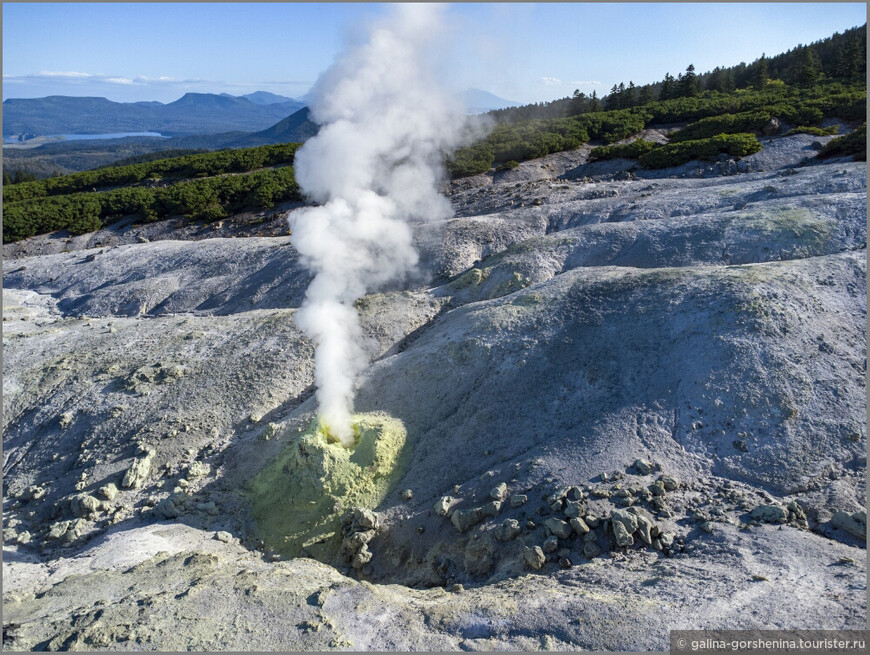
[339,508,381,571]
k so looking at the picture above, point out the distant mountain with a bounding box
[296,88,519,114]
[227,107,319,147]
[239,91,298,106]
[2,93,305,137]
[461,88,520,114]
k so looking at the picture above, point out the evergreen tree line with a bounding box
[492,24,866,123]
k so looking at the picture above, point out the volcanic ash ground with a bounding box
[2,132,866,651]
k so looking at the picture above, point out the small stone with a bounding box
[592,488,611,498]
[495,518,522,542]
[401,489,413,501]
[542,535,559,553]
[584,515,600,528]
[510,494,528,508]
[48,520,71,540]
[701,520,715,534]
[649,481,666,496]
[352,507,380,531]
[750,504,788,524]
[155,498,180,519]
[786,501,807,523]
[633,459,654,475]
[20,485,46,502]
[611,509,638,547]
[563,501,583,518]
[659,474,680,491]
[569,517,590,536]
[187,461,211,480]
[99,483,119,501]
[447,583,464,593]
[489,482,507,501]
[215,531,233,543]
[558,556,572,569]
[481,500,502,517]
[451,507,485,533]
[434,496,453,517]
[63,518,89,543]
[249,412,264,424]
[658,532,675,548]
[566,486,583,501]
[16,531,32,545]
[831,510,866,540]
[612,520,634,547]
[70,494,101,518]
[341,530,375,556]
[544,517,572,539]
[122,454,153,489]
[524,546,546,570]
[352,543,373,569]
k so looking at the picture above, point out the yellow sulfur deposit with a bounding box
[247,412,407,560]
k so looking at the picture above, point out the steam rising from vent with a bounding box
[290,4,471,445]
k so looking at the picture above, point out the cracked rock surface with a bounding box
[3,131,865,650]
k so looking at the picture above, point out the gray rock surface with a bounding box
[2,131,865,650]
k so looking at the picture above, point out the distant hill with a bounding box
[298,88,519,114]
[2,93,305,137]
[461,88,520,113]
[239,91,298,105]
[227,107,319,147]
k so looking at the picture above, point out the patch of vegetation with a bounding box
[495,160,520,172]
[588,139,658,162]
[817,123,866,160]
[785,125,840,136]
[447,81,864,178]
[2,166,300,243]
[638,133,762,169]
[3,142,301,204]
[100,148,210,168]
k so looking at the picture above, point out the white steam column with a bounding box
[290,4,468,445]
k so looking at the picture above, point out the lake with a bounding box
[3,132,170,143]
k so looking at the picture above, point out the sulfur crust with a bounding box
[247,412,407,560]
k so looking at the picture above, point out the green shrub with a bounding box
[786,125,839,136]
[2,165,301,243]
[495,160,520,172]
[817,123,866,160]
[588,139,658,161]
[669,111,772,142]
[2,142,302,204]
[447,143,495,177]
[638,133,761,169]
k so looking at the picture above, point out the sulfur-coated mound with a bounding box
[247,413,407,560]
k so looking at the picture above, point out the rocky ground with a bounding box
[2,127,866,651]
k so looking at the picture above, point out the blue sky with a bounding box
[3,3,866,104]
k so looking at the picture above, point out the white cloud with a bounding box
[570,80,603,86]
[34,71,91,78]
[539,76,562,87]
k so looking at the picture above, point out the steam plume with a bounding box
[290,4,468,445]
